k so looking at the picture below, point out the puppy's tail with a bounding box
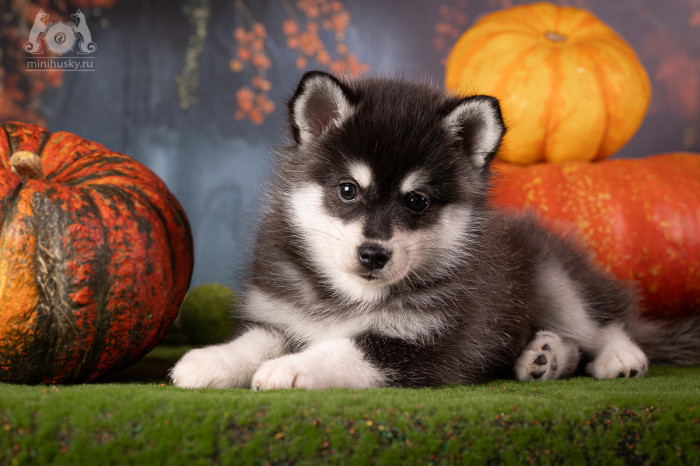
[630,314,700,366]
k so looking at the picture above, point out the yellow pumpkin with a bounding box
[445,2,651,165]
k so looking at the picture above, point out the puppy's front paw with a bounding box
[170,347,237,389]
[252,354,315,390]
[252,339,385,390]
[170,327,287,389]
[515,331,579,381]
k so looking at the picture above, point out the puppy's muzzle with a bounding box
[358,243,391,274]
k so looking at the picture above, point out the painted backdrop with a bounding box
[2,0,699,291]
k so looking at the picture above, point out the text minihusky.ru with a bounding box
[26,58,94,71]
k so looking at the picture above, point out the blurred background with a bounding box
[2,0,699,291]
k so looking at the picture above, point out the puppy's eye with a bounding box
[338,182,358,202]
[405,192,429,213]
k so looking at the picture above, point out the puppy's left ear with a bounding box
[442,95,505,169]
[288,71,357,146]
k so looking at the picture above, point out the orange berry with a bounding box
[332,12,349,33]
[239,100,253,112]
[331,60,345,74]
[253,22,267,38]
[258,79,272,92]
[237,87,254,101]
[251,39,265,52]
[234,28,246,41]
[230,59,244,72]
[250,108,264,124]
[262,100,275,114]
[283,20,299,36]
[251,53,271,70]
[306,6,320,18]
[237,47,251,61]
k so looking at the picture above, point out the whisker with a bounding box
[405,239,431,249]
[324,214,346,239]
[304,227,342,242]
[405,246,452,253]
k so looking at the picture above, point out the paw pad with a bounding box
[515,331,580,382]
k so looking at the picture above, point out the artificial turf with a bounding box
[1,346,699,465]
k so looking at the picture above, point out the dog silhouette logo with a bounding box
[24,9,96,55]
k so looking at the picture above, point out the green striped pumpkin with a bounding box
[0,121,193,383]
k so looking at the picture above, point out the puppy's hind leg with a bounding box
[586,324,648,379]
[533,262,648,379]
[515,330,580,381]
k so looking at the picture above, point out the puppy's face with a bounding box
[288,164,474,303]
[284,72,505,303]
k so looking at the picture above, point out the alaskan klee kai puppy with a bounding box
[171,71,700,389]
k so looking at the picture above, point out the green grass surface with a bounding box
[1,346,699,465]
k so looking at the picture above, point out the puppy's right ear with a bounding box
[288,71,357,146]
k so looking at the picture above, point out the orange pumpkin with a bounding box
[0,122,194,383]
[446,2,651,165]
[491,154,700,318]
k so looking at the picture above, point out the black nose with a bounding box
[358,244,391,271]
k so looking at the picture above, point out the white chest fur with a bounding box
[244,286,448,345]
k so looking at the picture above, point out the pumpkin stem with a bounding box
[545,31,567,42]
[10,151,45,183]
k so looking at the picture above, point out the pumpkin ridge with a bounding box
[78,184,145,381]
[583,45,612,161]
[586,39,649,158]
[542,45,562,160]
[490,40,546,101]
[519,3,556,33]
[500,13,546,35]
[23,190,82,383]
[42,133,105,178]
[447,30,537,95]
[61,169,140,186]
[70,187,114,382]
[82,182,187,378]
[573,33,629,47]
[0,188,40,380]
[49,153,138,184]
[0,175,23,233]
[43,148,106,181]
[490,43,553,165]
[83,184,158,378]
[553,2,562,38]
[109,180,193,305]
[32,186,118,383]
[0,126,12,169]
[0,188,21,299]
[563,13,601,39]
